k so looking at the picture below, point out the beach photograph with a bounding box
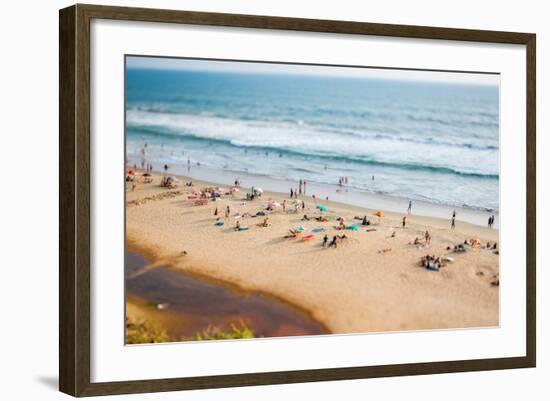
[124,56,500,344]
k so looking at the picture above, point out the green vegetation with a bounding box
[125,317,171,344]
[125,317,255,344]
[190,322,255,341]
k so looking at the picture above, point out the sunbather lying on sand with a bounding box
[285,229,299,238]
[420,254,447,271]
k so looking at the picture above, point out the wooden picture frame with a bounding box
[59,3,536,397]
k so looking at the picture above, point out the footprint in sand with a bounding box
[472,265,495,283]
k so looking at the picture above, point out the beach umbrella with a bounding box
[255,188,263,194]
[374,211,385,218]
[346,225,359,231]
[316,205,328,212]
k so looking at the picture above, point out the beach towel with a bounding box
[301,234,314,241]
[425,263,440,272]
[312,228,325,233]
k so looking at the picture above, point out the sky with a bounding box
[126,56,500,86]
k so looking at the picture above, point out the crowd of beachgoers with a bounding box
[125,167,498,277]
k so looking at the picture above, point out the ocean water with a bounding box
[125,67,499,211]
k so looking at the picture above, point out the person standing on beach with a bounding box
[290,188,294,198]
[302,200,305,211]
[451,209,456,227]
[303,180,307,195]
[488,215,492,228]
[425,230,431,244]
[299,180,302,195]
[283,200,286,212]
[214,207,218,217]
[225,205,230,218]
[294,189,298,199]
[322,233,329,247]
[402,216,407,228]
[164,164,168,172]
[408,200,412,214]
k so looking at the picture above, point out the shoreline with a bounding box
[126,170,499,335]
[130,161,499,228]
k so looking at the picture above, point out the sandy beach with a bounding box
[125,169,499,336]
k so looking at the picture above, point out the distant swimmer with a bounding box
[408,200,412,214]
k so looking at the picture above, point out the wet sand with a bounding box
[126,252,328,341]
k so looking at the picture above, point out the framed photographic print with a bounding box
[59,4,536,397]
